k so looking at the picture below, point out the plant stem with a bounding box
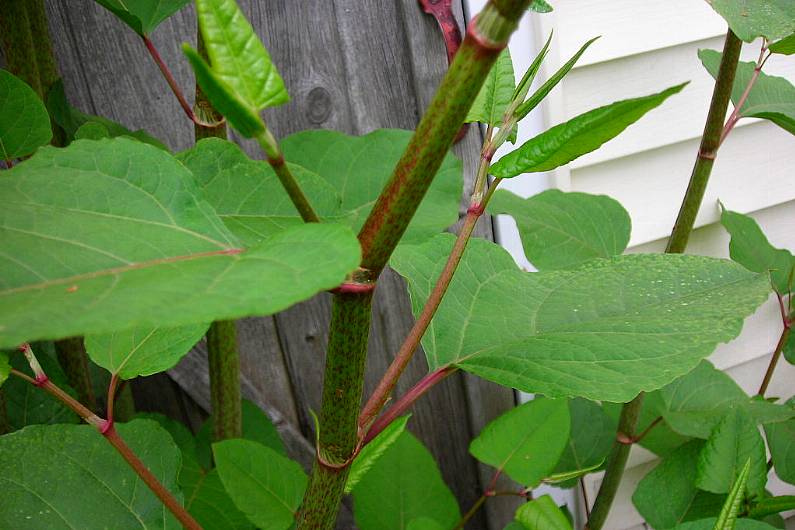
[364,367,457,444]
[297,4,530,528]
[666,30,743,254]
[758,323,791,397]
[587,30,744,530]
[356,0,529,275]
[720,41,768,145]
[9,367,202,529]
[54,337,97,411]
[206,320,242,440]
[585,393,644,530]
[0,0,43,97]
[142,35,213,127]
[254,129,320,223]
[454,493,488,530]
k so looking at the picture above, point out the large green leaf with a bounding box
[515,495,572,530]
[195,0,288,110]
[46,79,166,149]
[280,128,463,243]
[470,397,569,486]
[352,431,460,530]
[0,70,52,160]
[213,439,306,530]
[700,49,795,136]
[719,207,795,294]
[85,324,208,379]
[651,361,794,439]
[551,398,616,486]
[705,0,795,42]
[466,49,515,126]
[696,408,767,496]
[0,138,360,348]
[391,235,770,401]
[491,83,686,177]
[93,0,190,35]
[765,412,795,485]
[345,415,409,493]
[407,518,445,530]
[0,420,182,529]
[488,189,631,270]
[674,519,777,530]
[177,138,345,244]
[633,441,723,529]
[186,469,254,530]
[4,346,79,429]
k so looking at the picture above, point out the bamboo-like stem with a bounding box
[206,320,242,440]
[296,4,530,528]
[665,30,743,254]
[9,365,202,530]
[54,337,97,412]
[0,0,43,97]
[587,30,744,530]
[758,324,791,397]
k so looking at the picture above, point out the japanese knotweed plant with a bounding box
[0,0,794,529]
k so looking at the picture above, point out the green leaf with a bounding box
[714,459,752,530]
[633,441,723,528]
[764,414,795,485]
[696,408,767,496]
[4,346,79,429]
[353,431,460,530]
[529,0,553,13]
[784,332,795,365]
[0,420,182,529]
[186,469,254,530]
[407,518,445,530]
[493,83,686,177]
[674,519,777,530]
[280,128,463,243]
[769,33,795,55]
[515,495,572,530]
[46,79,167,149]
[719,207,795,294]
[213,439,306,530]
[0,350,9,387]
[704,0,795,42]
[470,397,570,486]
[652,361,794,439]
[177,138,345,244]
[195,399,286,469]
[195,0,288,110]
[0,138,361,348]
[466,49,516,126]
[391,235,770,401]
[749,496,795,519]
[0,70,52,160]
[551,398,616,486]
[93,0,190,35]
[514,37,599,121]
[700,49,795,136]
[488,189,631,270]
[85,324,208,379]
[345,415,409,493]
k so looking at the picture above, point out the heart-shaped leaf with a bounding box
[515,495,572,530]
[0,137,361,348]
[705,0,795,42]
[391,235,770,401]
[488,189,631,270]
[93,0,190,36]
[0,69,52,160]
[551,398,616,486]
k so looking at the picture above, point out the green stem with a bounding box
[193,32,242,443]
[24,0,59,96]
[0,0,43,97]
[296,4,530,529]
[587,29,744,530]
[206,320,242,440]
[54,337,97,412]
[356,0,530,275]
[254,129,320,223]
[665,30,743,254]
[757,323,791,397]
[454,493,488,530]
